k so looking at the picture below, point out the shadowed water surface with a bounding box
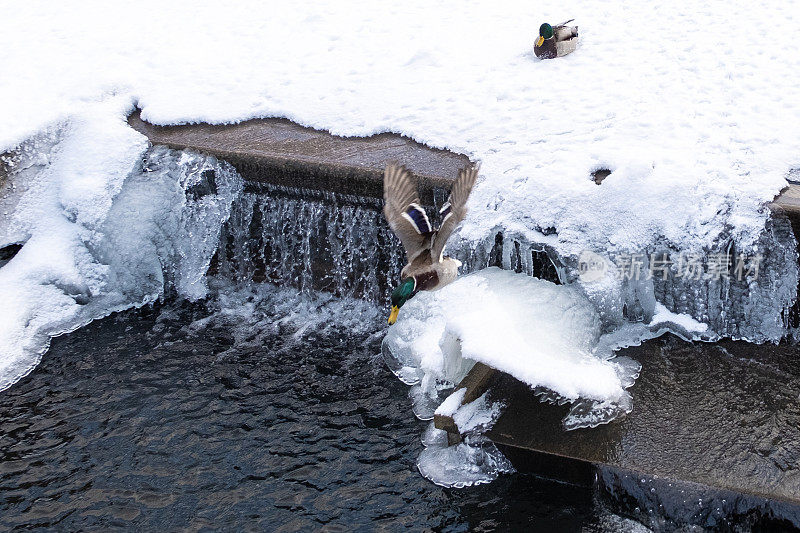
[0,282,644,531]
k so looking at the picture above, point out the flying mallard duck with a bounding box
[383,162,479,324]
[534,19,578,59]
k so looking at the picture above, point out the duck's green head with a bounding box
[537,23,554,47]
[388,278,416,325]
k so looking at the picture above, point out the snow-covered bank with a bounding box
[0,113,241,389]
[2,1,799,258]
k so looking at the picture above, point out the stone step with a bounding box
[127,110,470,205]
[482,336,800,507]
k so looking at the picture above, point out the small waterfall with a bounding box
[216,183,405,304]
[216,180,798,343]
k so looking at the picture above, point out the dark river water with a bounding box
[0,281,652,531]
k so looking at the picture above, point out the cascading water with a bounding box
[217,182,799,347]
[218,183,798,346]
[216,184,405,303]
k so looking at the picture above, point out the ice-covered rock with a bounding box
[383,267,640,427]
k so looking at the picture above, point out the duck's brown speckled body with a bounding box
[382,162,479,323]
[534,20,578,59]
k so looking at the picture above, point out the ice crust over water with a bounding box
[0,118,241,390]
[417,430,515,489]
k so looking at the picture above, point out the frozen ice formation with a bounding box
[450,222,798,344]
[382,262,792,436]
[383,267,642,429]
[416,430,515,489]
[0,106,242,390]
[418,393,513,488]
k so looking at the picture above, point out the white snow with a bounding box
[2,0,797,262]
[0,98,148,388]
[435,388,467,417]
[451,392,504,435]
[650,303,709,335]
[383,268,633,407]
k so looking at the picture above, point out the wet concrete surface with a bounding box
[771,185,800,225]
[128,111,471,205]
[490,335,800,507]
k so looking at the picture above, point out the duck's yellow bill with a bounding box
[388,306,400,325]
[536,36,544,47]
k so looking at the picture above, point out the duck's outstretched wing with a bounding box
[430,164,479,262]
[383,163,431,263]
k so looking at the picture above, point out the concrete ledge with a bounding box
[486,336,800,507]
[771,184,800,218]
[127,110,471,204]
[771,184,800,240]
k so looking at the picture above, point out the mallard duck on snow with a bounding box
[534,20,578,59]
[383,162,479,324]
